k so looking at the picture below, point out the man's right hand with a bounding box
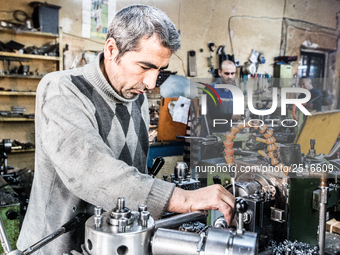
[166,185,235,226]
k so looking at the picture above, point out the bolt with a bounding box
[94,206,102,216]
[118,217,128,233]
[94,206,103,228]
[138,205,147,212]
[117,197,125,211]
[141,211,150,227]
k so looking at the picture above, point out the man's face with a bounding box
[299,78,313,90]
[104,34,172,99]
[218,64,236,84]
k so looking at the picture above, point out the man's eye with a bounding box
[141,66,150,70]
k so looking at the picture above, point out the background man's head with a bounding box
[107,5,181,62]
[299,76,313,91]
[218,60,236,84]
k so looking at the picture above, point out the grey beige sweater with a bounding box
[17,53,175,254]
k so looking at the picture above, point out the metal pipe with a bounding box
[152,228,202,255]
[0,215,12,254]
[318,176,328,255]
[155,211,207,230]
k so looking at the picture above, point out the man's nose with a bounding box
[143,70,159,90]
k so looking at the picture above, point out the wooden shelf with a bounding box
[10,149,35,153]
[0,27,58,38]
[0,91,36,96]
[0,117,34,122]
[0,52,60,61]
[0,74,43,79]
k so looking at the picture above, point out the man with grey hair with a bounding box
[17,5,235,254]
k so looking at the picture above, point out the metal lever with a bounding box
[150,157,165,178]
[22,213,89,255]
[176,135,203,140]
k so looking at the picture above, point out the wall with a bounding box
[1,0,339,75]
[1,0,340,94]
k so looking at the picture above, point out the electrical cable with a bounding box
[177,0,182,34]
[62,31,105,44]
[173,52,186,76]
[13,10,29,23]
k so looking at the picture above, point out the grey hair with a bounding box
[107,5,181,60]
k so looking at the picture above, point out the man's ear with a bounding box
[218,69,222,77]
[104,38,119,60]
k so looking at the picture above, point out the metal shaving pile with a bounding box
[270,240,319,255]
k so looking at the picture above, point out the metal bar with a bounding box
[318,176,328,255]
[155,211,207,230]
[22,228,65,255]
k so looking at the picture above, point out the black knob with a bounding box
[235,198,247,213]
[310,139,315,150]
[6,210,18,220]
[213,175,222,185]
[163,174,168,181]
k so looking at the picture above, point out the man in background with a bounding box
[299,76,322,112]
[200,60,239,137]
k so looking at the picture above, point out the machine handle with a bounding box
[22,213,89,255]
[150,157,165,178]
[61,213,89,233]
[213,175,222,185]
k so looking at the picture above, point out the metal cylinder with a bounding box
[0,215,12,254]
[318,185,329,255]
[152,228,202,255]
[205,228,258,255]
[155,211,207,230]
[152,227,258,255]
[174,162,189,179]
[117,197,125,211]
[85,212,154,255]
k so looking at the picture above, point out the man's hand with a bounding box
[166,185,235,225]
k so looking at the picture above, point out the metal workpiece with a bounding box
[152,227,258,255]
[85,197,154,255]
[174,162,189,179]
[109,198,134,226]
[205,228,258,255]
[154,211,207,230]
[151,228,202,255]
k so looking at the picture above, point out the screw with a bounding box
[141,211,150,227]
